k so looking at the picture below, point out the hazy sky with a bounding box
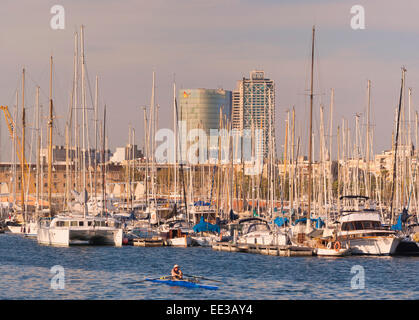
[1,0,419,162]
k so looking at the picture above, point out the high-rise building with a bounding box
[232,70,275,159]
[178,88,232,163]
[178,88,232,135]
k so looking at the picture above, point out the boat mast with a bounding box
[80,25,88,217]
[173,80,177,203]
[143,107,149,210]
[328,89,334,214]
[48,57,53,217]
[36,86,40,213]
[21,68,26,217]
[73,31,79,194]
[150,72,157,214]
[13,96,18,210]
[366,80,371,198]
[102,105,106,217]
[131,127,135,211]
[94,75,99,202]
[390,67,406,224]
[307,25,315,223]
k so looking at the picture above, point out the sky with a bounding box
[1,0,419,162]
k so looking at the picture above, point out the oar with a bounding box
[183,274,223,283]
[122,275,170,285]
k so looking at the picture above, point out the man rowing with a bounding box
[171,264,183,280]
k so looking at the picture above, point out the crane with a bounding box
[1,105,31,185]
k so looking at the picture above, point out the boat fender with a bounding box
[326,242,332,249]
[334,241,341,251]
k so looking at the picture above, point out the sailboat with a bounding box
[37,29,123,247]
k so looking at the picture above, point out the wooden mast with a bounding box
[21,68,26,216]
[80,25,88,217]
[307,25,315,223]
[48,57,53,216]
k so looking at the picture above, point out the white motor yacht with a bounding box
[336,196,402,255]
[236,218,289,246]
[37,215,123,247]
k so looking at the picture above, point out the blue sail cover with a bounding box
[292,217,325,229]
[194,201,211,206]
[193,216,220,233]
[274,217,289,227]
[391,214,402,231]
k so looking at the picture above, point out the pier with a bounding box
[212,242,314,256]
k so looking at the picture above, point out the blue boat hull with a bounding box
[145,278,218,290]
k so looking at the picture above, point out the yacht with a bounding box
[37,215,123,247]
[157,218,193,247]
[236,217,289,246]
[336,196,402,255]
[24,220,39,237]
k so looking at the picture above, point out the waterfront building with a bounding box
[40,145,112,165]
[178,88,232,163]
[110,144,143,164]
[232,70,275,159]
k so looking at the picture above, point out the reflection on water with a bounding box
[0,234,418,299]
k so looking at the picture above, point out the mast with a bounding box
[131,127,135,211]
[94,75,99,201]
[73,31,79,193]
[143,107,149,210]
[21,68,26,217]
[328,89,334,214]
[80,25,88,217]
[36,86,40,212]
[390,67,406,224]
[366,80,371,198]
[217,108,223,217]
[48,57,53,216]
[65,119,70,210]
[102,105,106,216]
[307,25,315,222]
[337,126,341,212]
[290,107,295,214]
[173,80,177,202]
[149,72,157,213]
[241,77,246,212]
[126,124,131,208]
[13,95,18,210]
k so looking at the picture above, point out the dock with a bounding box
[132,238,164,247]
[212,241,314,256]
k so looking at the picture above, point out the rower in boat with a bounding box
[171,264,183,280]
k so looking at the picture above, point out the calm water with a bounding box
[0,233,418,300]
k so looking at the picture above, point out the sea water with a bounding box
[0,234,418,299]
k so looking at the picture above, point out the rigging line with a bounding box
[84,62,98,113]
